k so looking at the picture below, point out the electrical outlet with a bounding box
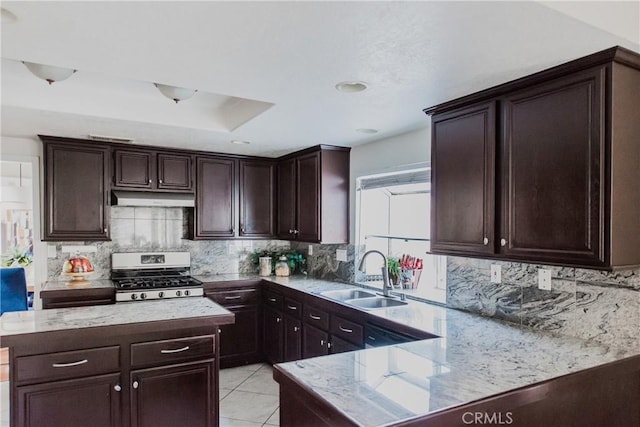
[490,264,501,283]
[538,269,552,290]
[47,245,57,258]
[308,245,313,256]
[336,249,347,262]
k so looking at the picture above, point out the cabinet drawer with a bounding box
[263,290,283,309]
[207,289,259,306]
[15,346,120,384]
[283,297,302,318]
[330,316,364,346]
[131,335,215,368]
[303,305,329,330]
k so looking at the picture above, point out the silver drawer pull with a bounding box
[339,326,353,333]
[160,346,190,354]
[52,359,88,368]
[367,336,376,341]
[225,295,242,300]
[309,314,321,320]
[268,298,277,302]
[287,305,297,310]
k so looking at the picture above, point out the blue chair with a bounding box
[1,267,28,315]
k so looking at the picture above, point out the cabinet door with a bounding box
[262,306,284,364]
[302,324,329,359]
[501,67,605,265]
[17,373,121,427]
[330,335,362,354]
[240,161,275,237]
[157,153,193,191]
[195,157,236,238]
[277,158,297,239]
[218,306,260,368]
[431,102,496,255]
[44,142,110,240]
[114,149,154,189]
[296,152,321,242]
[284,316,302,362]
[131,361,215,427]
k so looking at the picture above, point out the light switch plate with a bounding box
[336,249,347,262]
[308,245,314,256]
[490,264,501,283]
[538,269,552,290]
[47,245,57,258]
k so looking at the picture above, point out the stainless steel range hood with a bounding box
[112,191,195,207]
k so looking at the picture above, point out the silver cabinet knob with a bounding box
[289,229,294,234]
[500,238,507,247]
[293,326,299,332]
[148,179,152,184]
[483,237,489,245]
[133,381,139,389]
[327,342,332,349]
[276,317,281,323]
[159,179,163,184]
[114,385,121,392]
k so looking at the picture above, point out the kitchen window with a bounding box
[356,167,446,304]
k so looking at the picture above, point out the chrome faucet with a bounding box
[358,250,391,297]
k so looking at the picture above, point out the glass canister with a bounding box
[275,256,290,277]
[259,256,272,277]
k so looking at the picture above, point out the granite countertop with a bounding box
[42,279,115,291]
[193,273,262,283]
[0,298,232,338]
[266,276,638,426]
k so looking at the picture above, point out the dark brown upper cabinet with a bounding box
[431,102,495,256]
[41,137,110,241]
[425,46,640,269]
[239,160,275,238]
[276,146,350,244]
[113,149,193,192]
[189,156,236,239]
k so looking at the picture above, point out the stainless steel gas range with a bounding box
[111,252,203,302]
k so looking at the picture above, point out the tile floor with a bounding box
[0,363,278,427]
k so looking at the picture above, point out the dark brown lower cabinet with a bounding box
[329,336,361,354]
[263,306,284,364]
[218,307,260,368]
[16,373,121,427]
[130,361,215,427]
[284,316,302,362]
[302,324,329,359]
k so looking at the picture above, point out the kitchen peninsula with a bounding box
[0,298,234,427]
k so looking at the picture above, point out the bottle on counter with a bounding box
[275,256,290,277]
[259,256,272,277]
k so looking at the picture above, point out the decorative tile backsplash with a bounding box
[47,207,290,279]
[446,256,640,350]
[290,242,357,283]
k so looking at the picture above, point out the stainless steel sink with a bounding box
[319,289,377,301]
[343,296,408,310]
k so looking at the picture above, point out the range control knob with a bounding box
[131,294,138,300]
[158,292,165,298]
[140,293,147,300]
[176,290,182,297]
[184,290,190,296]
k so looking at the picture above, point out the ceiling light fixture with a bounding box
[335,81,368,93]
[1,8,18,23]
[231,140,251,145]
[22,61,76,85]
[356,128,378,134]
[154,83,197,104]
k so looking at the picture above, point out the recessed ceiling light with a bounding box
[231,140,250,145]
[335,81,368,93]
[356,128,378,134]
[1,8,17,23]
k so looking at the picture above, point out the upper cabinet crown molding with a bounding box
[426,46,640,269]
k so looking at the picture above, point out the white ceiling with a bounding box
[1,1,638,157]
